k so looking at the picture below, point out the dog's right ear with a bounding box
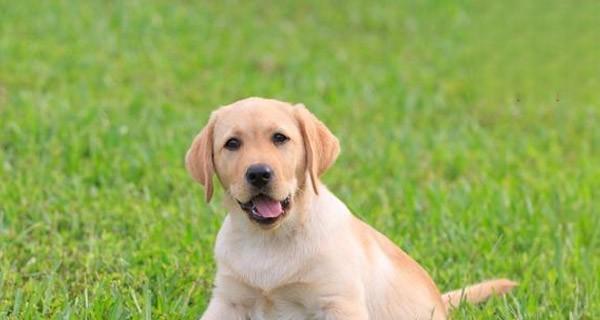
[185,114,216,202]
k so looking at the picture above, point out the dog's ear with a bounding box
[185,113,216,202]
[294,104,340,194]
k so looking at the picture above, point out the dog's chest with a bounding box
[220,240,316,290]
[217,239,334,319]
[244,284,324,320]
[216,225,320,290]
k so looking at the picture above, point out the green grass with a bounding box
[1,0,598,318]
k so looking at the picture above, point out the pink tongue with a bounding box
[254,198,283,218]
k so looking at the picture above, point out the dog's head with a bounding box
[186,97,339,229]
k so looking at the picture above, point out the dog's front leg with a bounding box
[319,296,369,320]
[200,295,247,320]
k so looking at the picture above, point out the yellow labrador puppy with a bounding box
[186,97,515,320]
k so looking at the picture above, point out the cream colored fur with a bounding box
[186,97,516,320]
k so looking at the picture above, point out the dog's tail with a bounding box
[442,278,517,311]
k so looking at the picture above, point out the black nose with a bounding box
[245,164,273,188]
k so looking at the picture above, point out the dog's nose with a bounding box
[245,164,273,188]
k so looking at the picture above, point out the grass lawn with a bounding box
[1,0,598,318]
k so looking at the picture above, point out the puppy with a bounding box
[186,97,516,319]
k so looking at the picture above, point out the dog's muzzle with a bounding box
[237,194,291,226]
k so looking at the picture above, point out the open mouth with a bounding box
[237,194,291,226]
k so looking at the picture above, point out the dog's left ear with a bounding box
[294,104,340,194]
[185,113,216,202]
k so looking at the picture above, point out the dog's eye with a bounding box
[224,138,241,150]
[272,133,289,145]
